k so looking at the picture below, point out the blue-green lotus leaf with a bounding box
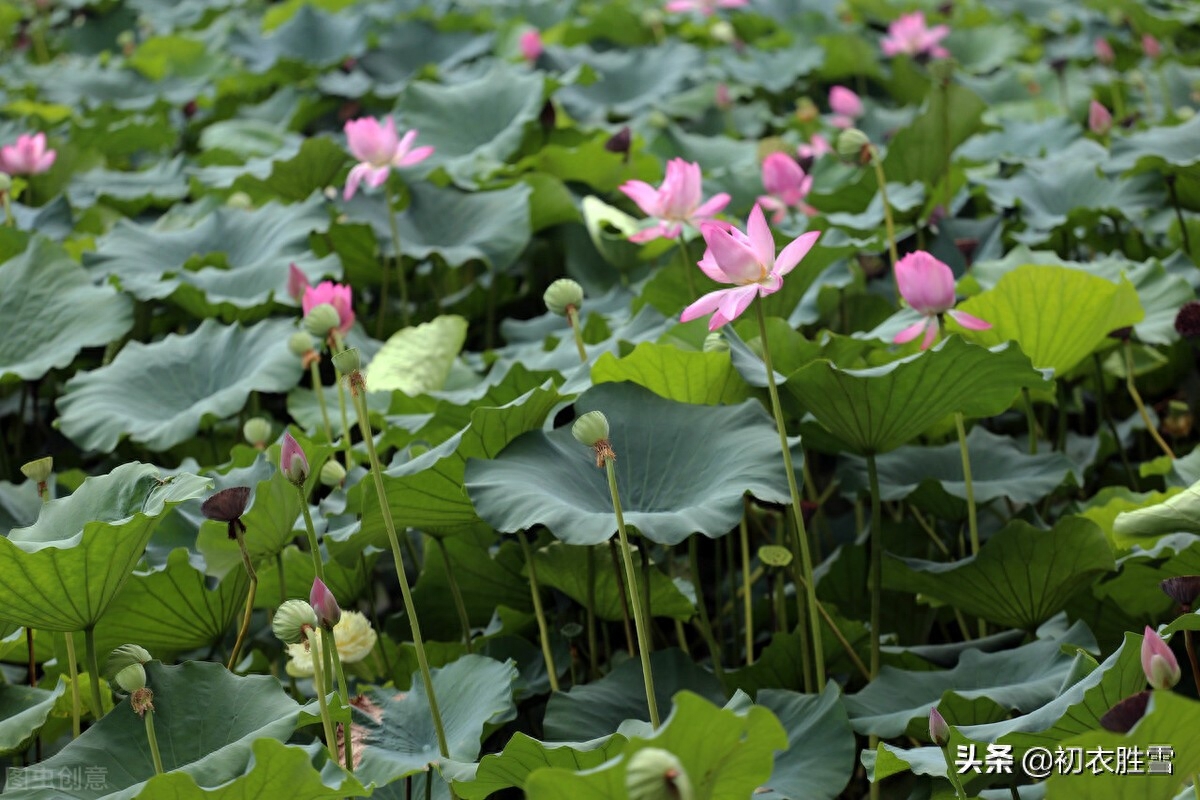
[0,680,66,757]
[0,237,133,383]
[465,382,794,546]
[57,318,305,452]
[67,156,189,212]
[555,42,704,121]
[226,5,369,72]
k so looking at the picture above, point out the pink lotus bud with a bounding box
[287,263,310,302]
[310,578,341,629]
[520,29,543,61]
[1141,626,1181,690]
[1094,37,1114,65]
[828,86,863,128]
[1088,100,1112,135]
[715,83,732,110]
[1142,34,1161,59]
[280,432,309,485]
[929,707,950,746]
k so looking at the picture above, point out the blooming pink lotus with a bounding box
[1141,626,1181,690]
[893,251,991,349]
[0,132,56,176]
[302,281,355,335]
[281,432,309,485]
[828,86,863,129]
[620,158,731,243]
[519,29,543,61]
[342,116,433,201]
[681,205,821,330]
[757,153,815,223]
[1088,100,1113,135]
[664,0,749,15]
[880,12,950,60]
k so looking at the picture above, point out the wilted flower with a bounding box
[280,432,309,485]
[1088,100,1113,135]
[881,12,950,60]
[286,611,378,676]
[893,251,991,349]
[1175,301,1200,338]
[619,158,730,243]
[828,86,863,128]
[664,0,749,15]
[681,205,821,331]
[1099,690,1150,733]
[302,281,354,335]
[342,116,433,201]
[756,153,815,222]
[201,487,251,540]
[1161,575,1200,611]
[0,133,56,176]
[519,29,543,61]
[1141,626,1181,691]
[1094,37,1115,65]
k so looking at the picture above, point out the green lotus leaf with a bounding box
[556,42,705,121]
[885,516,1115,630]
[67,156,189,212]
[1107,113,1200,205]
[195,137,350,205]
[353,655,518,788]
[2,661,301,800]
[455,731,628,800]
[29,54,204,111]
[57,318,305,452]
[719,43,823,93]
[958,118,1083,163]
[751,686,857,800]
[0,463,210,631]
[366,315,469,395]
[83,194,336,313]
[882,83,986,188]
[786,337,1050,455]
[136,739,368,800]
[1112,478,1200,541]
[591,342,750,406]
[527,691,786,800]
[465,382,794,546]
[410,529,531,634]
[254,545,375,612]
[226,5,369,72]
[198,119,300,160]
[0,237,133,383]
[0,679,66,757]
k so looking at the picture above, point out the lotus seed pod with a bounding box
[320,459,347,487]
[702,332,729,353]
[226,191,253,210]
[242,417,271,448]
[115,663,147,693]
[273,599,318,645]
[105,644,152,693]
[625,748,693,800]
[20,456,53,483]
[289,331,315,357]
[835,128,872,164]
[332,347,361,375]
[304,303,341,337]
[544,278,584,316]
[572,411,610,447]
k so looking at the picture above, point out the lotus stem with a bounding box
[954,413,987,639]
[434,537,472,647]
[1125,340,1176,459]
[608,539,635,656]
[755,300,825,689]
[1185,630,1200,695]
[328,340,356,475]
[867,451,884,800]
[322,628,355,772]
[740,510,754,666]
[382,183,411,334]
[145,709,165,775]
[84,627,107,718]
[277,550,287,606]
[938,742,968,800]
[348,377,450,760]
[297,491,327,585]
[1092,354,1139,488]
[642,546,655,646]
[688,537,725,683]
[1022,387,1039,454]
[675,237,696,298]
[227,528,258,670]
[566,306,588,363]
[517,533,560,692]
[869,151,899,270]
[586,547,599,680]
[310,632,339,765]
[604,456,659,727]
[309,361,335,446]
[63,633,81,737]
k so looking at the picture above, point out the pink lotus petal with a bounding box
[1142,626,1181,690]
[773,230,821,276]
[697,247,732,283]
[343,162,371,200]
[703,221,762,283]
[363,164,391,189]
[619,180,662,217]
[893,319,929,345]
[757,194,788,224]
[281,432,309,484]
[681,287,732,323]
[1088,100,1112,135]
[712,284,761,329]
[520,29,543,61]
[692,191,731,220]
[829,86,863,119]
[947,310,992,331]
[629,222,671,243]
[745,205,776,271]
[287,263,310,302]
[920,319,940,349]
[398,145,434,167]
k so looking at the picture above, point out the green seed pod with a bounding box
[226,191,253,210]
[303,303,341,337]
[288,331,315,357]
[272,599,318,645]
[702,332,729,353]
[625,748,693,800]
[835,128,872,165]
[332,347,361,375]
[242,417,271,448]
[105,644,152,693]
[319,459,347,487]
[543,278,584,316]
[572,411,610,447]
[20,456,53,483]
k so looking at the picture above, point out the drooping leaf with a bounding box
[366,315,469,395]
[0,680,66,757]
[1112,479,1200,543]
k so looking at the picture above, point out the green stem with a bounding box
[63,633,81,737]
[605,457,659,728]
[334,376,354,474]
[586,547,599,680]
[434,537,472,647]
[298,490,327,585]
[310,634,339,764]
[867,452,883,800]
[518,534,560,692]
[228,529,259,671]
[145,710,165,775]
[277,550,288,606]
[382,183,411,334]
[309,361,335,446]
[939,744,969,800]
[739,508,754,666]
[755,301,825,689]
[954,413,986,639]
[1022,387,1039,455]
[870,152,899,270]
[350,383,450,759]
[322,628,355,772]
[609,539,635,656]
[84,627,106,718]
[675,237,696,298]
[566,306,588,363]
[1125,340,1176,459]
[1092,354,1139,489]
[688,537,725,682]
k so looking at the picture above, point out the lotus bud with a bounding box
[280,432,309,485]
[304,303,341,337]
[289,331,316,357]
[20,456,53,483]
[544,278,584,316]
[835,127,873,165]
[1141,626,1181,690]
[929,707,950,747]
[702,332,729,353]
[273,599,318,645]
[332,347,361,375]
[242,417,271,448]
[310,578,342,629]
[572,411,610,447]
[625,748,693,800]
[320,459,347,487]
[105,644,152,693]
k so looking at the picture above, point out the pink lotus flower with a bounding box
[757,153,815,223]
[310,578,342,630]
[681,205,821,330]
[715,83,733,110]
[1141,626,1181,690]
[664,0,749,15]
[519,29,543,61]
[796,134,832,165]
[1088,100,1113,135]
[302,281,355,334]
[880,12,950,60]
[287,263,310,302]
[620,158,731,243]
[342,116,433,201]
[1094,37,1115,65]
[828,86,863,129]
[281,432,309,485]
[1142,34,1161,59]
[893,251,991,349]
[0,133,56,176]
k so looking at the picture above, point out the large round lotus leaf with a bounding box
[226,5,369,72]
[465,382,794,546]
[786,338,1050,456]
[2,661,301,800]
[57,318,305,452]
[555,42,704,121]
[882,83,986,188]
[455,731,628,800]
[0,237,133,383]
[366,315,468,395]
[83,194,337,314]
[0,463,211,632]
[0,680,65,757]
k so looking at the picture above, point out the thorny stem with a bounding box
[939,742,969,800]
[608,539,635,656]
[955,412,986,639]
[755,301,825,690]
[434,537,473,647]
[1125,340,1176,459]
[228,528,259,670]
[64,633,81,737]
[518,533,560,692]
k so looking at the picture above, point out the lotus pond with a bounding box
[2,0,1200,798]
